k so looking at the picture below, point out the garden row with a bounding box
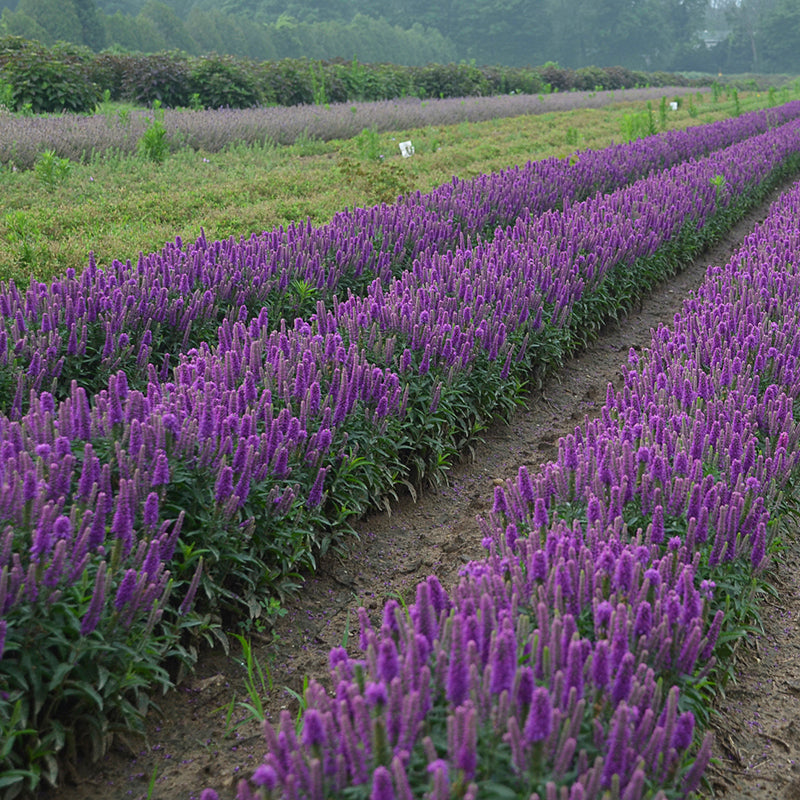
[2,111,800,795]
[218,148,800,800]
[0,36,701,114]
[3,102,799,418]
[0,86,713,171]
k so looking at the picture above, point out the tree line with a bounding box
[0,0,798,73]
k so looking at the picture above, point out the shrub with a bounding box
[597,65,636,90]
[482,65,544,95]
[0,36,100,114]
[33,149,72,190]
[411,62,490,99]
[536,62,575,92]
[86,52,131,101]
[137,100,169,162]
[574,65,608,91]
[119,52,191,108]
[254,58,315,106]
[189,54,262,109]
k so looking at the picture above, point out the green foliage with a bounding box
[2,210,45,271]
[659,95,668,130]
[413,61,490,100]
[710,173,727,197]
[119,51,191,108]
[308,60,328,106]
[0,36,100,114]
[137,100,169,163]
[565,126,579,146]
[352,127,382,160]
[0,559,193,796]
[620,106,656,142]
[336,156,414,206]
[189,54,261,110]
[33,149,72,191]
[0,77,13,110]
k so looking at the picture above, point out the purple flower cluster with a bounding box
[3,103,800,419]
[321,114,800,391]
[4,107,800,662]
[5,104,800,788]
[227,160,800,800]
[0,313,404,630]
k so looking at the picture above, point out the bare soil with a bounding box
[42,178,800,800]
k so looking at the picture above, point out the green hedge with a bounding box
[0,35,703,113]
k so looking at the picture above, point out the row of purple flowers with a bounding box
[4,114,800,642]
[2,103,799,419]
[3,110,800,791]
[220,152,800,800]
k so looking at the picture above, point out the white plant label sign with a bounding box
[399,140,415,157]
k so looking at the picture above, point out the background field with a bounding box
[0,87,780,284]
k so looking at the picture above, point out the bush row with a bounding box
[2,110,800,795]
[223,159,800,800]
[0,35,702,114]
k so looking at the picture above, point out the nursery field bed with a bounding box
[0,88,775,284]
[39,175,800,800]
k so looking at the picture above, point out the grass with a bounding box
[0,89,787,285]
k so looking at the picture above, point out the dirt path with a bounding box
[44,178,800,800]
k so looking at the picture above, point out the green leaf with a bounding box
[0,771,36,789]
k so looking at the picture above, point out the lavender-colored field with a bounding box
[226,143,800,800]
[0,87,700,169]
[2,105,798,798]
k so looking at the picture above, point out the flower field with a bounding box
[224,152,800,800]
[3,101,800,798]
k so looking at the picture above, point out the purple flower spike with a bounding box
[650,505,665,545]
[114,568,138,612]
[151,450,170,486]
[370,766,395,800]
[447,613,470,706]
[493,486,508,514]
[365,681,388,707]
[377,638,400,683]
[301,708,326,749]
[251,764,278,789]
[682,732,713,794]
[143,492,160,529]
[533,497,549,529]
[215,465,234,505]
[672,711,695,751]
[601,702,630,788]
[612,652,635,705]
[490,624,517,695]
[523,687,553,744]
[80,561,107,636]
[518,465,536,503]
[427,759,449,800]
[307,466,327,508]
[179,557,203,616]
[591,640,610,689]
[236,780,256,800]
